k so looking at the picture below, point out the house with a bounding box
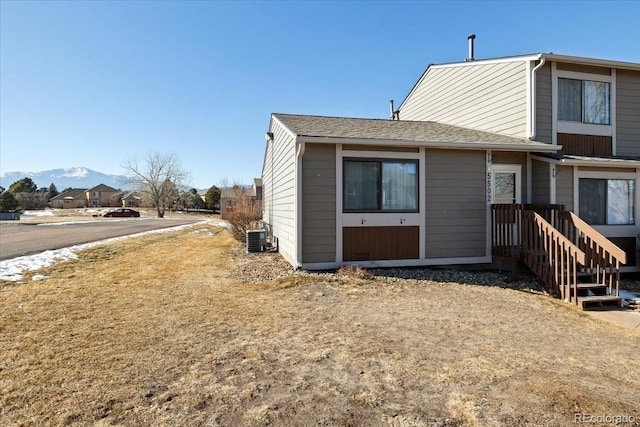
[121,191,144,208]
[49,184,121,208]
[262,50,640,275]
[220,179,263,220]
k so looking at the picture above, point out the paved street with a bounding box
[0,218,202,260]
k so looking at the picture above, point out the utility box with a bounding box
[246,229,266,253]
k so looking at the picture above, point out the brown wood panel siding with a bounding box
[616,69,640,156]
[531,160,550,203]
[425,150,486,258]
[535,63,553,144]
[556,62,611,76]
[342,145,419,153]
[343,226,419,261]
[558,133,612,155]
[609,237,636,267]
[302,144,336,264]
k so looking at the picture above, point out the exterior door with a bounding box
[492,165,522,204]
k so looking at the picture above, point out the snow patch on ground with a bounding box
[0,219,215,282]
[21,209,55,217]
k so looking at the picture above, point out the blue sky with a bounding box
[1,0,639,189]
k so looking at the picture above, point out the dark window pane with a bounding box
[558,78,582,122]
[579,179,606,225]
[344,161,379,210]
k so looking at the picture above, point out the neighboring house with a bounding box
[50,188,88,209]
[220,179,263,220]
[49,184,121,208]
[262,51,640,272]
[85,184,120,207]
[121,191,144,208]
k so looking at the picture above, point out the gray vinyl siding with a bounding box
[535,63,552,144]
[556,166,573,211]
[531,160,550,203]
[400,61,529,137]
[302,144,336,263]
[616,69,640,156]
[492,151,528,200]
[262,118,297,267]
[425,149,486,258]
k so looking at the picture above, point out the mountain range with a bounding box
[0,167,130,191]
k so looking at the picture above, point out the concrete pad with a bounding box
[588,310,640,330]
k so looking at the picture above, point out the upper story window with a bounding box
[92,191,100,197]
[344,159,418,212]
[558,78,610,125]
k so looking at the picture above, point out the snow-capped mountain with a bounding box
[0,167,130,190]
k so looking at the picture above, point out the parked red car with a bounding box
[102,208,140,218]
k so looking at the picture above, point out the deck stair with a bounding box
[492,204,626,311]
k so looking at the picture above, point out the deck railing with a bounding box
[491,204,565,259]
[558,212,626,299]
[491,204,626,305]
[523,211,586,302]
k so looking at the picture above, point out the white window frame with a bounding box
[552,65,616,144]
[575,170,638,237]
[491,164,522,204]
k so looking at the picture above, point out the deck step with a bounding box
[577,295,621,311]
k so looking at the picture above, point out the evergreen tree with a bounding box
[8,177,37,194]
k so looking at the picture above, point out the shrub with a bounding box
[225,189,262,242]
[336,265,373,279]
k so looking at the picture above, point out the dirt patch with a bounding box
[1,225,639,426]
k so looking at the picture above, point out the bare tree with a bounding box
[122,151,190,218]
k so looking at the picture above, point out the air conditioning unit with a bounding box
[246,229,266,253]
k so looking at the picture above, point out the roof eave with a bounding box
[531,154,640,167]
[298,136,560,152]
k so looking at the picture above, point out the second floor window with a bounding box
[558,78,610,125]
[92,191,100,197]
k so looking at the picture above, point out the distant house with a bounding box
[49,184,121,209]
[121,191,145,208]
[220,178,263,220]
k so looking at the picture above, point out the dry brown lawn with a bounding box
[1,223,639,426]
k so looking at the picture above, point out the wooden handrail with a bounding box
[523,211,586,303]
[565,212,627,263]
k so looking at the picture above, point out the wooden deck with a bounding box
[491,204,626,310]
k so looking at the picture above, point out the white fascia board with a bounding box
[299,136,560,152]
[271,114,299,140]
[542,54,640,71]
[428,55,538,70]
[531,155,640,168]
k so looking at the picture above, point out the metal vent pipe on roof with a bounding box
[467,34,476,61]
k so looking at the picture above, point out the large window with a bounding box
[579,178,635,225]
[344,159,418,212]
[558,78,610,125]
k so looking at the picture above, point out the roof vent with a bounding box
[389,100,400,120]
[466,34,476,61]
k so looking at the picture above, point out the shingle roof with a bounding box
[50,188,87,201]
[272,113,554,149]
[88,183,119,192]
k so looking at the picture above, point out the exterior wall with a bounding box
[556,165,573,211]
[535,63,553,144]
[531,159,550,203]
[492,151,528,200]
[301,144,336,263]
[400,60,529,137]
[616,69,640,156]
[262,118,298,267]
[424,149,486,258]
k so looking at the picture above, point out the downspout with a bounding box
[529,55,546,140]
[295,140,306,269]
